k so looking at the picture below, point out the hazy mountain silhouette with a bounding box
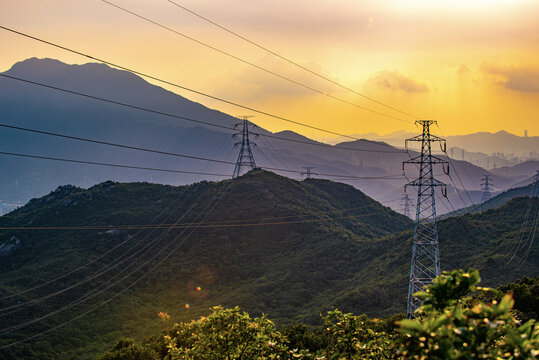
[341,130,539,160]
[0,58,533,214]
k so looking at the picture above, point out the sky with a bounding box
[1,0,538,140]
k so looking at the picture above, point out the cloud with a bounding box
[457,64,472,74]
[481,63,539,93]
[213,54,341,101]
[367,70,429,93]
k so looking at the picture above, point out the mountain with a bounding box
[0,171,537,359]
[339,130,539,162]
[444,181,539,217]
[490,161,539,179]
[0,58,402,203]
[0,58,530,215]
[445,131,539,157]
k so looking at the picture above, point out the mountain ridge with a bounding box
[0,170,537,359]
[0,58,532,214]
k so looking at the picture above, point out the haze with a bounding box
[1,0,538,139]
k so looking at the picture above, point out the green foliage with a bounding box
[0,172,537,359]
[398,269,539,359]
[98,337,159,360]
[98,270,538,360]
[161,306,298,360]
[446,183,539,217]
[415,268,481,313]
[322,309,396,359]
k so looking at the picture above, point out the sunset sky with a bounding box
[1,0,538,139]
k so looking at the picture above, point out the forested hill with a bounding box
[444,181,538,218]
[0,170,537,359]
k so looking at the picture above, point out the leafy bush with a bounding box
[322,310,396,359]
[98,337,159,360]
[398,269,539,359]
[99,270,538,360]
[161,305,305,359]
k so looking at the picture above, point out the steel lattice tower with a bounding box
[403,120,448,318]
[401,193,412,218]
[232,116,258,178]
[301,167,316,179]
[480,175,492,203]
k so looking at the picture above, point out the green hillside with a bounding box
[445,181,538,217]
[0,170,537,359]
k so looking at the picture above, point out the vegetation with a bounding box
[97,269,538,359]
[0,171,537,358]
[445,181,538,217]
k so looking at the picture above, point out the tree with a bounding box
[398,269,539,359]
[98,337,159,360]
[162,306,304,359]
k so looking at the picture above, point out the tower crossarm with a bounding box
[405,178,446,188]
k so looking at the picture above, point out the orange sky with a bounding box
[1,0,538,139]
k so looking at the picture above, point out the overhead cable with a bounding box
[102,0,414,124]
[166,0,419,120]
[0,25,400,140]
[0,74,405,154]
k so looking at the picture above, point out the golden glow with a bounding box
[1,0,538,138]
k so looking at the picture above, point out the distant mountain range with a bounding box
[443,179,538,217]
[1,58,536,214]
[325,130,539,158]
[0,170,536,359]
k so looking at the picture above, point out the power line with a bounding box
[0,210,396,231]
[0,184,223,338]
[0,25,403,140]
[0,123,237,166]
[0,195,400,318]
[166,0,419,120]
[502,184,538,269]
[0,151,231,177]
[3,201,400,230]
[0,184,217,318]
[0,129,404,179]
[0,74,405,154]
[0,205,394,338]
[0,180,202,301]
[436,127,477,210]
[516,199,539,269]
[102,0,413,125]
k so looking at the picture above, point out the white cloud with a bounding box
[366,70,429,93]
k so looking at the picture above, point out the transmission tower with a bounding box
[301,167,316,179]
[401,193,412,218]
[232,116,258,178]
[480,175,492,203]
[403,120,448,318]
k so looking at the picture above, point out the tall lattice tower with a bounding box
[232,116,258,178]
[403,120,448,318]
[301,167,316,179]
[480,175,492,203]
[401,193,412,218]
